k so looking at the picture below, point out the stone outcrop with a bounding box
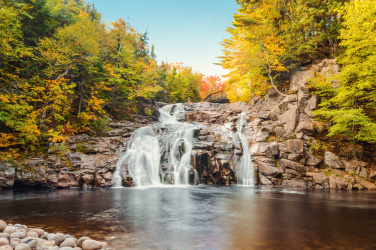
[0,117,155,189]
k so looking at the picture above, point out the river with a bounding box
[1,186,376,249]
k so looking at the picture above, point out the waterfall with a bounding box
[235,112,255,186]
[113,127,161,187]
[113,103,194,187]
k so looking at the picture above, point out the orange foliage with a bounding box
[198,75,225,99]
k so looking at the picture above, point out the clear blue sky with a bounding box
[86,0,238,77]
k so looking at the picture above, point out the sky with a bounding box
[86,0,239,77]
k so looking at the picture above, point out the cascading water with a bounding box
[235,112,255,186]
[113,103,194,187]
[113,127,161,187]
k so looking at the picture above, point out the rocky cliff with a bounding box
[1,59,375,190]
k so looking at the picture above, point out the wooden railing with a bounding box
[203,91,229,103]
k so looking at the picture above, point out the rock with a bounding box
[58,171,80,188]
[0,246,13,250]
[40,240,55,247]
[26,231,38,238]
[282,179,307,188]
[259,174,273,185]
[295,120,314,135]
[288,154,301,161]
[353,184,363,190]
[15,243,30,250]
[0,221,7,231]
[324,151,343,169]
[279,159,308,173]
[49,233,66,245]
[254,157,281,178]
[306,172,329,184]
[60,247,75,250]
[77,237,90,248]
[36,238,47,247]
[287,139,304,154]
[304,95,318,116]
[278,107,299,131]
[370,171,376,180]
[0,234,9,242]
[10,231,26,239]
[67,134,90,144]
[329,174,349,190]
[0,238,9,247]
[354,176,376,190]
[40,246,59,250]
[306,152,322,167]
[0,166,15,188]
[60,238,76,248]
[3,226,17,235]
[81,240,105,250]
[29,229,45,238]
[20,237,37,248]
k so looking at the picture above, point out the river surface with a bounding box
[1,186,376,249]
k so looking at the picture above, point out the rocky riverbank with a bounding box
[0,220,107,250]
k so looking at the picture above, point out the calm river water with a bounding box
[1,186,376,249]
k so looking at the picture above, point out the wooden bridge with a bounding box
[203,91,229,103]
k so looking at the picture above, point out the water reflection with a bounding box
[0,187,376,249]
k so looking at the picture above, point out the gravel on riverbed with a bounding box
[0,220,107,250]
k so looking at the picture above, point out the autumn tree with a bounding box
[199,75,225,100]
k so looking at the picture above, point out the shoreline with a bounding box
[0,220,107,250]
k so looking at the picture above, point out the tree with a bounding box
[311,0,376,143]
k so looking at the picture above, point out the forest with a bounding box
[1,0,376,161]
[0,0,226,159]
[221,0,376,144]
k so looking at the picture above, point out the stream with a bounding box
[1,186,376,249]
